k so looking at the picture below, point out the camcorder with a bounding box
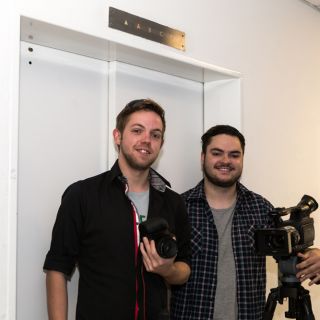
[139,217,178,259]
[255,195,318,257]
[255,195,319,320]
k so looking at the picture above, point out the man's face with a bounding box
[113,110,164,171]
[201,134,243,188]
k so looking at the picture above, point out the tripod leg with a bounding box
[263,289,279,320]
[300,290,315,320]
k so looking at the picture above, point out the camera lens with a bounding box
[271,235,285,248]
[156,236,178,259]
[266,234,285,250]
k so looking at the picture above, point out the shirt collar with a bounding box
[110,160,170,193]
[186,179,249,201]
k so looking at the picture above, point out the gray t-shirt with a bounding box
[211,203,238,320]
[127,190,150,223]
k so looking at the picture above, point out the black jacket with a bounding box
[44,161,191,320]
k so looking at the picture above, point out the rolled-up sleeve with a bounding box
[43,182,83,277]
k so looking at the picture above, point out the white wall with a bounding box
[14,0,320,201]
[1,0,320,319]
[0,1,19,319]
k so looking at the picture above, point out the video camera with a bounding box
[255,195,318,320]
[255,195,318,257]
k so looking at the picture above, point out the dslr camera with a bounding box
[139,217,178,259]
[255,195,318,257]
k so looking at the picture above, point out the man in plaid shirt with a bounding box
[171,125,273,320]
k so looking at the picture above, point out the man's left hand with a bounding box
[296,248,320,285]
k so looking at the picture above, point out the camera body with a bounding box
[255,195,318,257]
[139,217,178,259]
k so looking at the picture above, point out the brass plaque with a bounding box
[109,7,185,51]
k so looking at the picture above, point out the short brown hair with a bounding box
[116,99,166,137]
[201,125,245,154]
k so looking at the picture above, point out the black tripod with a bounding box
[263,256,315,320]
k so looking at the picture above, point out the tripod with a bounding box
[263,256,315,320]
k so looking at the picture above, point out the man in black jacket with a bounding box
[44,99,191,320]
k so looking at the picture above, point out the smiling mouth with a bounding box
[216,166,233,172]
[136,148,151,154]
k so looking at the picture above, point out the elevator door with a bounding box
[18,43,203,319]
[18,42,109,320]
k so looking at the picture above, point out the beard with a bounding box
[120,144,156,171]
[203,163,242,188]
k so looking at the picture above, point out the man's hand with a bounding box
[296,248,320,285]
[140,237,176,276]
[140,237,190,285]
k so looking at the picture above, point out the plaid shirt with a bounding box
[171,180,273,320]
